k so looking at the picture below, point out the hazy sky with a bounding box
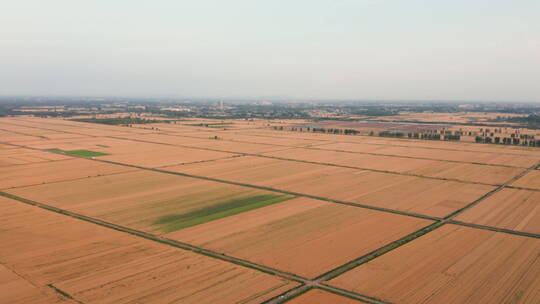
[1,1,539,101]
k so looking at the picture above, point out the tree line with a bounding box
[274,125,540,147]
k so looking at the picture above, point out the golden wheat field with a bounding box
[1,116,539,304]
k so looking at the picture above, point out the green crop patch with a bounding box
[47,148,65,154]
[66,150,110,157]
[47,148,109,157]
[154,194,295,232]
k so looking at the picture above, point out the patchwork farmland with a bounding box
[1,116,539,304]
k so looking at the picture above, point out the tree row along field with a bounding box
[274,119,540,147]
[1,116,540,304]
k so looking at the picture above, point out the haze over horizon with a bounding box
[1,1,539,102]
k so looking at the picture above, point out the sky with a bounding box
[1,0,539,101]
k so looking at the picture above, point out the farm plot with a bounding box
[0,196,297,304]
[511,170,540,190]
[288,289,365,303]
[23,136,238,167]
[117,132,219,146]
[125,122,213,133]
[28,132,89,141]
[0,148,70,167]
[4,117,147,137]
[0,125,91,142]
[174,137,292,154]
[239,128,340,140]
[166,156,495,218]
[0,122,63,137]
[408,161,522,185]
[315,142,539,168]
[263,148,522,185]
[152,129,222,138]
[328,224,540,304]
[96,140,237,167]
[0,158,133,189]
[61,125,155,137]
[264,148,443,173]
[0,129,50,143]
[118,133,290,154]
[21,136,135,152]
[166,197,431,278]
[6,170,295,234]
[455,188,540,234]
[186,132,328,148]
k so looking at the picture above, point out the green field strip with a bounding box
[47,148,109,157]
[154,194,295,232]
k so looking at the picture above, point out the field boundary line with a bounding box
[0,127,54,140]
[262,285,313,304]
[0,154,241,192]
[47,284,84,304]
[506,185,540,192]
[448,221,540,238]
[0,168,137,191]
[0,158,74,169]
